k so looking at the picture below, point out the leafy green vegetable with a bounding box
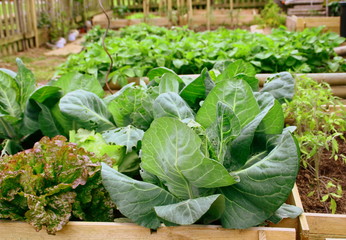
[0,59,38,154]
[58,24,346,86]
[0,136,115,234]
[59,90,115,132]
[101,63,301,229]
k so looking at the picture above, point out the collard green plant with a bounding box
[0,59,37,154]
[101,61,302,229]
[58,24,345,87]
[0,136,115,234]
[0,60,109,155]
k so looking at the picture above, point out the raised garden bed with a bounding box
[0,220,297,240]
[294,187,346,240]
[92,11,171,29]
[0,187,301,240]
[286,16,340,34]
[189,9,258,28]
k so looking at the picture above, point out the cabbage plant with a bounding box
[101,60,302,229]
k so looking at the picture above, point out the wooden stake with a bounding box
[206,0,210,30]
[167,0,172,22]
[28,0,39,47]
[187,0,192,26]
[230,0,234,27]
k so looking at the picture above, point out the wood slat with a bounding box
[2,0,10,37]
[0,220,296,240]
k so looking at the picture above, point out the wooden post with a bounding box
[177,0,181,25]
[167,0,172,22]
[2,0,10,38]
[28,0,39,47]
[187,0,192,26]
[143,0,149,23]
[230,0,233,27]
[68,0,74,25]
[206,0,210,30]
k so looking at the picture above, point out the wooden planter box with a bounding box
[190,9,258,27]
[0,186,301,239]
[92,11,171,29]
[293,188,346,240]
[0,220,297,240]
[286,16,340,34]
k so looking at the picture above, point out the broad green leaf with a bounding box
[0,72,20,120]
[30,86,62,104]
[15,58,36,112]
[101,163,178,229]
[50,72,104,97]
[22,86,61,130]
[107,86,147,127]
[173,59,188,69]
[233,74,259,91]
[267,203,303,224]
[206,102,241,163]
[59,90,115,132]
[153,92,195,121]
[159,73,180,94]
[0,68,16,78]
[37,102,64,137]
[255,92,284,135]
[180,68,215,108]
[147,67,178,81]
[51,103,76,136]
[70,129,124,164]
[260,72,295,104]
[154,194,222,225]
[102,126,144,153]
[220,132,300,229]
[141,117,237,199]
[216,60,256,83]
[196,79,260,128]
[226,95,276,170]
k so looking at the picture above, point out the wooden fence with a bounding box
[0,0,113,57]
[0,0,37,56]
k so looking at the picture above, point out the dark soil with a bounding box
[296,134,346,214]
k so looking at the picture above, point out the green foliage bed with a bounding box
[0,59,302,233]
[58,24,345,86]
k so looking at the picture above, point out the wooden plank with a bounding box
[0,2,3,39]
[305,213,346,238]
[206,0,210,30]
[2,0,10,38]
[156,225,296,240]
[28,0,38,47]
[0,33,26,45]
[285,0,323,5]
[331,85,346,98]
[294,16,340,34]
[0,221,152,240]
[7,1,15,36]
[0,220,296,240]
[13,0,20,35]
